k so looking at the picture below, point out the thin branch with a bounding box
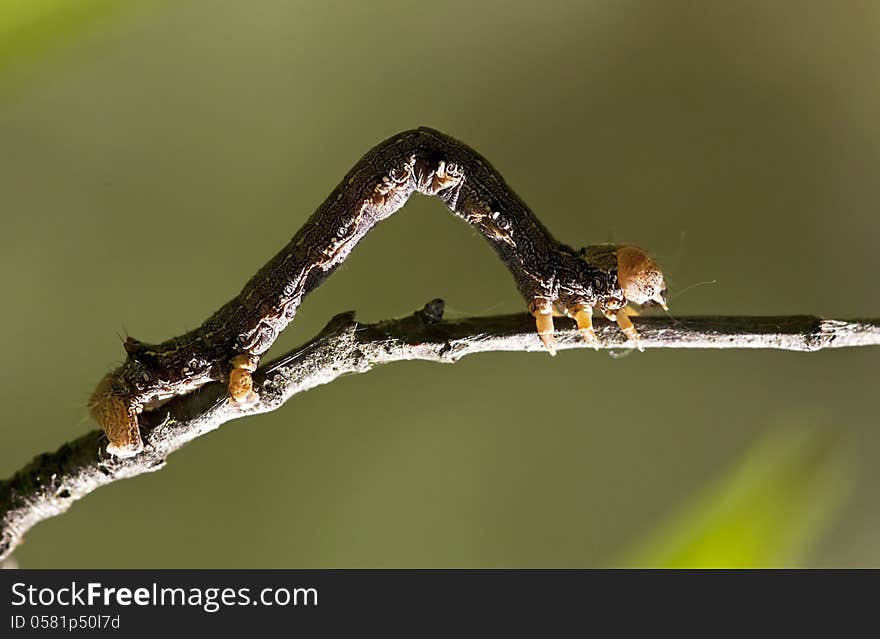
[2,299,878,560]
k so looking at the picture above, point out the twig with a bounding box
[1,299,878,560]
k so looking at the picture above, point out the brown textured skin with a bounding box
[90,126,663,456]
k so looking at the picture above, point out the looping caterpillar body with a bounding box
[90,127,667,457]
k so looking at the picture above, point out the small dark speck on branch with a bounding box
[1,299,878,560]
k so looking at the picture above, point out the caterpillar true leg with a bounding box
[614,308,644,352]
[570,304,599,349]
[529,298,558,356]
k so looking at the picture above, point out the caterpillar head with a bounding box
[614,245,667,309]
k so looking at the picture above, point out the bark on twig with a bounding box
[1,299,878,560]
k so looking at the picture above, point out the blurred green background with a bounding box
[1,0,878,567]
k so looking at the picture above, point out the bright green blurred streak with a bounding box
[0,0,133,82]
[622,425,852,567]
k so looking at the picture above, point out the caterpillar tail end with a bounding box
[90,373,144,458]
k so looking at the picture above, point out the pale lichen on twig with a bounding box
[1,299,878,561]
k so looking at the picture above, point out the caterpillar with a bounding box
[90,127,667,457]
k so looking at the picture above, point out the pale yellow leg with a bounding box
[571,305,599,349]
[529,300,557,356]
[615,309,644,352]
